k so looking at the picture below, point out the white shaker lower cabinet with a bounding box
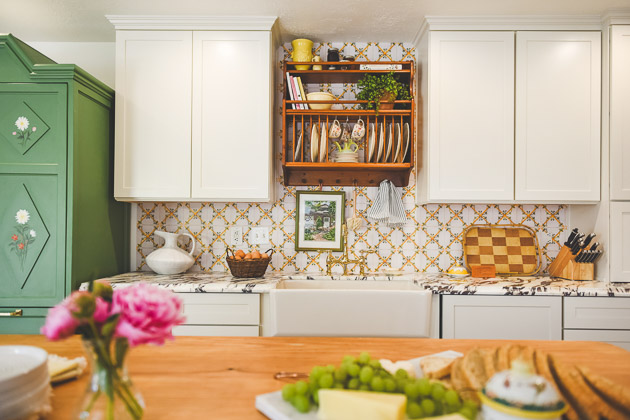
[442,295,562,340]
[611,202,630,283]
[515,31,601,202]
[420,31,515,202]
[610,25,630,200]
[173,293,261,337]
[563,297,630,351]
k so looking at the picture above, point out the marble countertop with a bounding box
[92,272,630,297]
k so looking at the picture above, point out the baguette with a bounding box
[462,347,488,391]
[578,365,630,417]
[451,357,477,402]
[548,354,627,420]
[494,344,511,372]
[420,356,456,379]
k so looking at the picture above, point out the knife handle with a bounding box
[583,233,596,248]
[565,228,579,246]
[589,242,599,251]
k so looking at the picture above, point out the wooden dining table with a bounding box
[2,335,630,419]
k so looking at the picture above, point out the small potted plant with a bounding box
[356,72,412,114]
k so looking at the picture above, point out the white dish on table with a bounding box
[255,350,463,420]
[0,345,51,420]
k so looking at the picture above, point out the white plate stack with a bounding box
[0,346,51,420]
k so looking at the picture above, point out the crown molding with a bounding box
[419,15,603,32]
[602,9,630,26]
[106,15,278,31]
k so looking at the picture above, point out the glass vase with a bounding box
[77,340,145,420]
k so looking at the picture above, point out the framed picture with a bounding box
[295,191,345,251]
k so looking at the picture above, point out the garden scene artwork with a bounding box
[296,191,344,251]
[304,200,336,243]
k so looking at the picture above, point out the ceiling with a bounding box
[2,0,630,43]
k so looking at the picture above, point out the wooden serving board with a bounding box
[463,224,541,275]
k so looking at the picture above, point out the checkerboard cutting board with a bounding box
[463,225,541,275]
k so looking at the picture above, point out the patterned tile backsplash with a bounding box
[135,42,568,274]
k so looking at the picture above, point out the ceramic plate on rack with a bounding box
[368,123,375,163]
[384,123,392,162]
[319,122,327,163]
[394,123,402,163]
[293,129,303,162]
[310,123,319,163]
[402,122,410,162]
[377,123,384,163]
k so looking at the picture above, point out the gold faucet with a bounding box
[326,224,375,275]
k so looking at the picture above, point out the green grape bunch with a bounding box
[281,352,479,419]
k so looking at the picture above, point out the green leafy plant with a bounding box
[356,72,412,114]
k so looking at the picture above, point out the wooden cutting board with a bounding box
[463,224,541,275]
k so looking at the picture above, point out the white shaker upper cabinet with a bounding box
[515,31,601,201]
[611,26,630,200]
[610,202,630,283]
[114,31,193,200]
[427,31,515,202]
[191,31,272,201]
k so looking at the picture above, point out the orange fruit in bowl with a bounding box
[251,250,261,259]
[235,249,245,258]
[261,252,269,259]
[244,253,253,259]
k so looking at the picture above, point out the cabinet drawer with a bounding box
[564,297,630,329]
[179,293,260,325]
[0,307,47,334]
[173,325,259,337]
[564,329,630,352]
[442,295,562,340]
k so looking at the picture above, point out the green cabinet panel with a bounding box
[0,34,129,334]
[0,84,67,164]
[0,307,47,334]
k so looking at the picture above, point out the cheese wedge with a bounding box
[317,389,406,420]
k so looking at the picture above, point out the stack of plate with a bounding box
[0,346,51,420]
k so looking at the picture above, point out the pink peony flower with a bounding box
[94,297,113,323]
[41,298,81,340]
[12,132,16,135]
[32,127,37,132]
[113,284,185,347]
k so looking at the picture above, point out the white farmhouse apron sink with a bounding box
[268,279,432,337]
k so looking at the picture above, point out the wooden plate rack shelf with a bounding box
[281,61,415,187]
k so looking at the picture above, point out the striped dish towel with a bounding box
[367,180,407,227]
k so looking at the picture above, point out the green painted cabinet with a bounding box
[0,35,129,333]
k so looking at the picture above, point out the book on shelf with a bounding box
[287,72,303,110]
[296,77,309,110]
[359,64,403,70]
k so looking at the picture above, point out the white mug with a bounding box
[351,118,365,140]
[329,119,342,139]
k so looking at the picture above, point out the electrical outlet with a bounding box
[250,227,270,245]
[229,227,243,247]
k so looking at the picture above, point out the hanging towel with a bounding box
[367,180,407,227]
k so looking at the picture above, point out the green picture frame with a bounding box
[295,191,345,251]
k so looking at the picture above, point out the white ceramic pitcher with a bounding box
[146,231,196,275]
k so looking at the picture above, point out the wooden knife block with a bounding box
[548,245,594,281]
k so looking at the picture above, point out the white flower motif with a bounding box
[15,209,30,225]
[15,117,29,132]
[30,230,36,238]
